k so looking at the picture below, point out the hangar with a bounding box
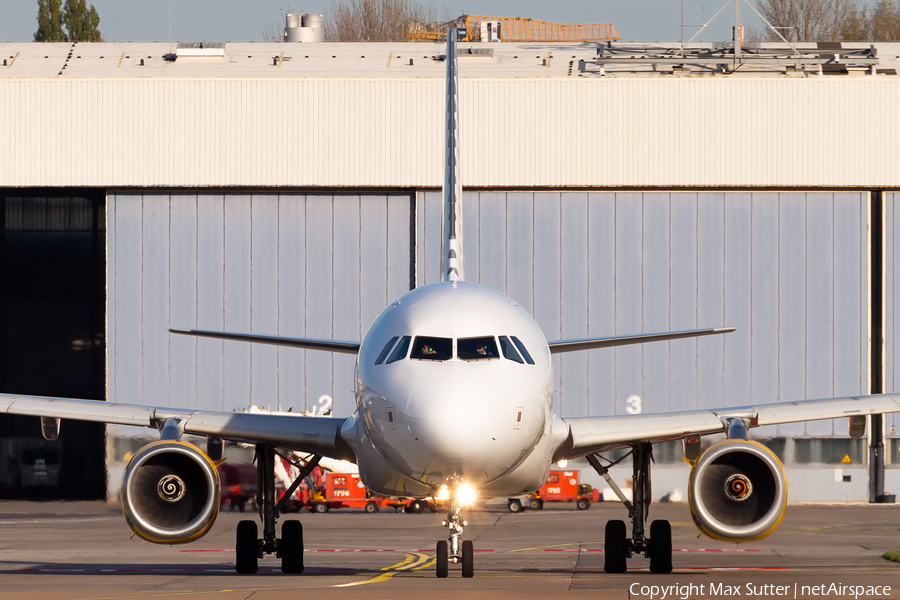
[0,39,898,500]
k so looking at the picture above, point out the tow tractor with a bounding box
[508,469,597,512]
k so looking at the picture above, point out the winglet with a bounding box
[441,28,465,283]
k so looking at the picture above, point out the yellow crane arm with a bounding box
[407,15,620,42]
[462,15,620,42]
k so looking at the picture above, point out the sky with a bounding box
[2,0,767,44]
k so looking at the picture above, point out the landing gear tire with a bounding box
[508,499,523,513]
[314,503,328,514]
[576,498,590,510]
[436,540,449,578]
[461,540,474,578]
[604,519,628,574]
[649,520,673,574]
[529,499,543,510]
[280,520,304,574]
[364,502,379,514]
[236,520,259,574]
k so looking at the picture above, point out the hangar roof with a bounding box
[1,41,898,79]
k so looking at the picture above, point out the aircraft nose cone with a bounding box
[406,378,499,465]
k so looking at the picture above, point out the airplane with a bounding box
[2,28,900,578]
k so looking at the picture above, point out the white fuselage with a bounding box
[340,281,570,498]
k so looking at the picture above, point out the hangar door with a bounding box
[107,193,413,419]
[418,191,870,437]
[109,191,872,441]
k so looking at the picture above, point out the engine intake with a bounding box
[121,441,220,544]
[687,439,786,542]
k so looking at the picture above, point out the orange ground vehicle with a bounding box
[509,469,597,512]
[300,472,446,514]
[306,472,406,513]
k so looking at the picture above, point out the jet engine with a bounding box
[687,439,787,542]
[121,440,221,544]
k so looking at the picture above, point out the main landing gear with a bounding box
[586,443,672,574]
[235,444,321,574]
[435,502,474,578]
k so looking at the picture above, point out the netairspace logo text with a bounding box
[629,583,892,600]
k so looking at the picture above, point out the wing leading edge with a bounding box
[555,394,900,460]
[0,394,355,461]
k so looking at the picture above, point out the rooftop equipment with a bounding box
[174,42,225,59]
[586,0,879,74]
[285,13,324,43]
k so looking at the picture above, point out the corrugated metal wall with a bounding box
[107,193,412,418]
[110,190,870,437]
[419,191,869,436]
[1,79,898,188]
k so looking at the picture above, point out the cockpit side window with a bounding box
[375,336,399,365]
[498,336,523,363]
[511,336,535,365]
[386,335,411,364]
[410,336,452,361]
[458,336,499,360]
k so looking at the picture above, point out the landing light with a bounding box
[557,459,568,468]
[438,484,450,501]
[455,483,478,507]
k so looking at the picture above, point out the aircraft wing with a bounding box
[555,393,900,460]
[169,329,361,354]
[0,394,354,461]
[548,327,735,354]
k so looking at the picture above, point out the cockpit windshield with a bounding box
[375,336,399,365]
[385,335,411,364]
[458,336,499,360]
[410,336,452,361]
[498,336,523,363]
[378,334,534,364]
[511,336,535,365]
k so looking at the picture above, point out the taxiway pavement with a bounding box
[0,500,897,599]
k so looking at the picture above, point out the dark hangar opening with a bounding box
[0,190,107,500]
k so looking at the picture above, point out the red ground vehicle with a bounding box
[219,463,258,512]
[301,472,445,514]
[307,472,400,513]
[509,470,596,512]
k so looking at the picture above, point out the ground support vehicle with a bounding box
[306,472,397,513]
[218,463,257,512]
[508,469,596,512]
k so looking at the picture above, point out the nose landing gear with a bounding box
[435,503,475,578]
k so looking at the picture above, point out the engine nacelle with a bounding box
[121,440,220,544]
[687,439,787,543]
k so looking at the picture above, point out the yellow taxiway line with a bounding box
[333,551,434,587]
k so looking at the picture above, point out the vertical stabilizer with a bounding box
[441,28,465,282]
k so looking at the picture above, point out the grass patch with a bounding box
[883,550,900,563]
